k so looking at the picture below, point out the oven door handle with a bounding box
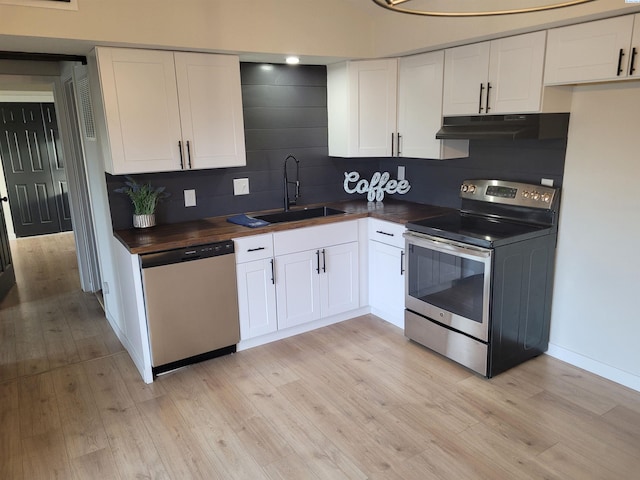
[403,232,492,259]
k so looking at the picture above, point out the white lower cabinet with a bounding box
[368,219,406,328]
[236,258,278,339]
[234,221,361,345]
[277,241,360,329]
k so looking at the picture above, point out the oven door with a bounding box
[404,232,492,342]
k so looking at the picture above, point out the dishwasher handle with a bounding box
[140,240,235,268]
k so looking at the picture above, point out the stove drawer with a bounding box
[405,310,488,376]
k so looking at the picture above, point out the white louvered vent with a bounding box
[77,76,96,140]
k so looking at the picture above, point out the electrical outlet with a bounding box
[541,178,554,187]
[398,166,405,181]
[184,189,197,207]
[233,178,250,195]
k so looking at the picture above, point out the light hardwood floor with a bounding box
[1,232,639,479]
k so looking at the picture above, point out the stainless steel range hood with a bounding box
[435,113,570,140]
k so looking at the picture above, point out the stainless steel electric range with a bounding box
[403,179,560,377]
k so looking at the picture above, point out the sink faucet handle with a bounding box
[295,180,300,200]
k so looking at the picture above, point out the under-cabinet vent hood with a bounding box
[435,113,570,140]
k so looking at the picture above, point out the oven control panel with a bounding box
[460,179,557,209]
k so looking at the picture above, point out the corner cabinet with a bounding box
[328,55,467,159]
[91,47,246,174]
[368,219,406,329]
[443,31,546,115]
[328,59,398,158]
[545,14,640,85]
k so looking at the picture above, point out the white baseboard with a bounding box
[237,307,369,352]
[546,343,640,393]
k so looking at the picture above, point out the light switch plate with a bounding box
[541,178,554,187]
[234,178,250,195]
[398,166,405,181]
[184,189,196,207]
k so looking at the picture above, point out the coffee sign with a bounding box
[343,171,411,202]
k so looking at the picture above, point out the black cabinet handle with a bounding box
[376,230,394,237]
[322,249,326,273]
[391,133,395,157]
[270,258,275,284]
[400,250,405,275]
[397,133,402,157]
[630,47,638,75]
[478,83,485,114]
[247,247,265,252]
[485,82,492,113]
[178,140,184,169]
[0,196,7,202]
[316,250,320,274]
[186,140,192,169]
[617,48,625,76]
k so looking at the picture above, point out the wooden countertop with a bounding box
[114,199,453,255]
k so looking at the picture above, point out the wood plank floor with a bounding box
[1,232,639,479]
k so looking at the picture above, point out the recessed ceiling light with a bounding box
[285,56,300,65]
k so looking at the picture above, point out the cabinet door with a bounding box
[443,42,491,115]
[397,51,467,159]
[236,258,278,340]
[275,250,321,329]
[320,242,359,318]
[369,240,405,328]
[95,47,183,174]
[544,15,634,85]
[488,31,546,114]
[174,53,247,169]
[348,59,398,157]
[629,14,640,79]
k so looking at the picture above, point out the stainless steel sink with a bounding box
[254,206,345,224]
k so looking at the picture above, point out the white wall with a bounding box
[549,81,640,392]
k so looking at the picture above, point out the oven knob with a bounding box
[468,185,476,193]
[523,191,530,198]
[533,192,540,201]
[461,184,468,192]
[542,194,551,203]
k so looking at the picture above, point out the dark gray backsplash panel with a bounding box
[379,138,567,209]
[108,63,377,230]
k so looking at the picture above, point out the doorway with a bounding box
[0,66,101,302]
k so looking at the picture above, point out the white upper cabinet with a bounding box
[93,47,246,175]
[443,31,546,115]
[174,53,246,170]
[545,14,640,85]
[328,59,398,157]
[397,51,468,159]
[328,55,468,159]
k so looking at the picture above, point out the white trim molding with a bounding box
[547,343,640,393]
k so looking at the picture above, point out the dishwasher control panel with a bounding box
[140,240,235,268]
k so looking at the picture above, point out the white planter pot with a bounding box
[133,213,156,229]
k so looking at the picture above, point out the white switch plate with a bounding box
[184,189,197,207]
[541,178,554,187]
[234,178,250,195]
[398,166,405,181]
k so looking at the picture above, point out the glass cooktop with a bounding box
[406,212,553,248]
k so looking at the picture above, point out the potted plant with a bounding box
[114,176,169,228]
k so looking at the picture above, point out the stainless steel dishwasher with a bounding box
[140,240,240,376]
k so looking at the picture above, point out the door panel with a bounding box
[0,192,15,302]
[0,102,71,237]
[41,103,73,231]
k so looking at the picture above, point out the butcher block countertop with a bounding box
[114,199,453,255]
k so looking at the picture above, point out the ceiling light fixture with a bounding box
[371,0,595,17]
[285,56,300,64]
